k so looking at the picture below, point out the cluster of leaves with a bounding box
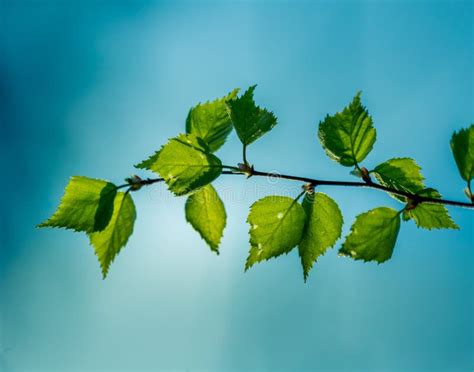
[38,177,136,277]
[39,86,473,280]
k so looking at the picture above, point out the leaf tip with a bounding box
[244,260,253,272]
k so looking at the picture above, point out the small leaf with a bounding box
[227,85,277,146]
[450,124,474,182]
[186,88,239,152]
[185,184,226,253]
[298,193,343,281]
[339,207,400,263]
[245,195,306,270]
[89,192,136,278]
[318,92,376,166]
[38,176,117,233]
[373,158,425,201]
[403,188,459,230]
[136,133,223,196]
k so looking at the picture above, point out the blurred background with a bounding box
[1,0,473,371]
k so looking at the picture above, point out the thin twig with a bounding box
[133,169,474,209]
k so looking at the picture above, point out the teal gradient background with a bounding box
[1,1,473,371]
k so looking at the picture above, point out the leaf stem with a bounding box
[295,189,306,202]
[222,165,242,172]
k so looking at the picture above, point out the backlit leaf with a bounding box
[186,89,239,152]
[339,207,400,263]
[318,92,376,166]
[38,176,117,233]
[185,184,226,253]
[373,158,425,201]
[245,195,306,270]
[403,188,459,230]
[89,192,136,278]
[450,124,474,182]
[227,85,277,146]
[136,133,222,196]
[298,193,343,281]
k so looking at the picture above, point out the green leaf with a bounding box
[38,176,117,233]
[185,184,226,253]
[403,188,459,230]
[339,207,400,263]
[245,195,306,270]
[185,88,239,152]
[89,192,136,278]
[227,85,277,146]
[373,158,425,201]
[318,92,376,166]
[298,193,343,281]
[450,124,474,182]
[136,133,223,196]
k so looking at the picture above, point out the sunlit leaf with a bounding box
[318,92,376,166]
[227,85,277,146]
[185,184,226,253]
[450,124,474,182]
[339,207,400,263]
[136,133,222,196]
[373,157,425,201]
[186,89,239,152]
[89,192,136,278]
[245,195,306,270]
[298,193,343,281]
[403,188,459,230]
[38,176,117,233]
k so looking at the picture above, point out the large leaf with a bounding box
[245,195,306,270]
[185,88,239,152]
[136,133,222,196]
[373,158,425,201]
[450,124,474,182]
[89,192,136,278]
[403,188,459,230]
[227,85,277,146]
[38,176,117,233]
[339,207,400,263]
[298,193,343,281]
[318,92,376,166]
[185,184,226,253]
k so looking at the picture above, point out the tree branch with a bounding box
[131,169,474,209]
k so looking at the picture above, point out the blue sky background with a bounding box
[1,1,473,371]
